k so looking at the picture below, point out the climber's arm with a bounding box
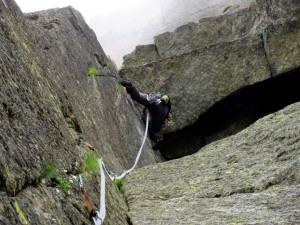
[126,86,149,107]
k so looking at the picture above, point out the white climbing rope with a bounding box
[108,113,149,180]
[92,159,106,225]
[89,113,150,224]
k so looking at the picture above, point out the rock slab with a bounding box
[124,102,300,224]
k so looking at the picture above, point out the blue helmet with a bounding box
[148,92,161,105]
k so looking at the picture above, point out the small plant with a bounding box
[38,164,57,182]
[88,66,100,77]
[85,152,99,172]
[38,164,72,194]
[114,179,125,194]
[116,83,124,92]
[51,176,70,195]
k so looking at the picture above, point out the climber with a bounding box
[118,80,172,150]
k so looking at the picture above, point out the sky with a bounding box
[14,0,163,67]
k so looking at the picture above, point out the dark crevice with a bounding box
[261,31,274,77]
[94,53,104,67]
[60,94,82,133]
[2,102,14,119]
[42,19,61,30]
[126,215,134,225]
[59,93,83,146]
[161,67,300,160]
[0,173,6,193]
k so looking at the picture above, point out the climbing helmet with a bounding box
[148,92,161,104]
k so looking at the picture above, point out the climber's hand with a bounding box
[167,113,173,124]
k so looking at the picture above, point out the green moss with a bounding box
[10,30,18,40]
[4,164,11,179]
[2,163,16,194]
[54,215,63,225]
[84,152,99,172]
[30,61,41,77]
[38,164,57,182]
[114,179,125,194]
[39,164,71,194]
[13,201,29,225]
[22,42,30,52]
[87,66,100,77]
[51,176,70,195]
[116,83,123,92]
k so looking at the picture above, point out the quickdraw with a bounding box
[79,175,96,218]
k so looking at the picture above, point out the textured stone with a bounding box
[122,44,160,68]
[0,1,161,224]
[122,0,300,63]
[96,0,253,67]
[121,35,270,131]
[120,0,300,133]
[158,0,254,31]
[124,102,300,224]
[154,0,300,59]
[263,19,300,75]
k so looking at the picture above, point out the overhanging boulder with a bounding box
[120,0,300,137]
[121,34,271,131]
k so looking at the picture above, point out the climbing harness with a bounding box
[80,113,149,224]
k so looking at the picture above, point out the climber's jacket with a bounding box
[119,80,172,143]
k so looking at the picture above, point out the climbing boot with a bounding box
[152,140,163,151]
[118,80,132,87]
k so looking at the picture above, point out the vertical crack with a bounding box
[261,31,274,77]
[154,44,161,59]
[126,215,134,225]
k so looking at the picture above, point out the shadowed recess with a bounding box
[161,68,300,160]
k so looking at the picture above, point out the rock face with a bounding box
[158,0,253,31]
[154,0,300,61]
[1,0,300,224]
[124,102,300,224]
[0,1,161,224]
[120,0,300,157]
[90,0,253,67]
